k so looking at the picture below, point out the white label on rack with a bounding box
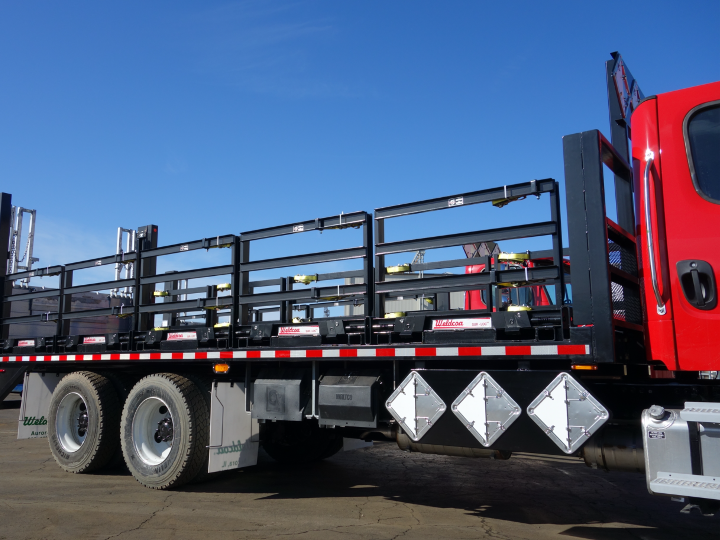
[167,332,198,341]
[180,244,189,252]
[278,325,320,336]
[448,196,464,207]
[293,224,304,233]
[431,318,492,330]
[83,336,106,344]
[18,340,35,347]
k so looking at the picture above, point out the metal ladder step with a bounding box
[650,472,720,501]
[680,402,720,423]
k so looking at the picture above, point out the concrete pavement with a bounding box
[1,395,717,540]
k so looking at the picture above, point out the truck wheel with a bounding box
[262,421,343,464]
[48,371,122,473]
[120,373,209,490]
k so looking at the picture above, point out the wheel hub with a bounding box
[132,398,174,466]
[77,403,88,437]
[154,417,173,443]
[55,392,89,453]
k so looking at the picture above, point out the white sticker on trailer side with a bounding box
[167,332,197,341]
[18,372,61,440]
[278,325,320,336]
[431,318,492,330]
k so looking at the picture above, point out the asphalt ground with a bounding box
[1,395,717,540]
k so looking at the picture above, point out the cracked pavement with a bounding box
[1,395,717,540]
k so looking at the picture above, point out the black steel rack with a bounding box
[0,150,632,360]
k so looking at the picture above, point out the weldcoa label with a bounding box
[167,332,198,341]
[17,340,35,347]
[278,325,320,336]
[431,318,492,330]
[83,336,106,344]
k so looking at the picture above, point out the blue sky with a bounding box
[2,1,719,287]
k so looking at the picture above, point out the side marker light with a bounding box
[571,364,598,371]
[213,363,231,374]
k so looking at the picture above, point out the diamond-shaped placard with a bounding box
[451,372,521,447]
[527,373,608,454]
[385,371,446,441]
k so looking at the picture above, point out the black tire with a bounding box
[100,371,136,469]
[47,371,122,474]
[120,373,209,490]
[184,374,217,485]
[319,431,344,459]
[261,420,343,464]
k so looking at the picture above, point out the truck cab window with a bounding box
[686,103,720,203]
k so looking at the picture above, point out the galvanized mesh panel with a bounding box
[610,280,643,324]
[608,239,637,277]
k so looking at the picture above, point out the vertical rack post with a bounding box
[238,238,251,325]
[373,216,384,319]
[230,236,240,342]
[279,278,288,323]
[138,225,158,332]
[549,182,565,308]
[56,268,71,337]
[563,130,616,362]
[362,213,374,319]
[0,193,12,340]
[133,242,142,331]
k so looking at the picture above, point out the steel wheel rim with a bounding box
[132,397,174,466]
[55,392,89,453]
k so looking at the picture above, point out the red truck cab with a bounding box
[633,82,720,371]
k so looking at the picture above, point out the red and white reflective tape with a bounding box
[0,344,590,362]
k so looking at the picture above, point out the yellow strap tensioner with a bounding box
[214,322,230,328]
[507,305,533,311]
[153,291,169,297]
[292,317,305,323]
[216,283,231,291]
[294,274,318,284]
[492,195,527,208]
[498,252,529,263]
[386,264,410,274]
[384,312,406,318]
[153,327,169,331]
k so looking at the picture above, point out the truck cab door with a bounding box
[656,82,720,371]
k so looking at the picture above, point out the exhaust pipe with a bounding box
[581,425,645,473]
[396,432,511,460]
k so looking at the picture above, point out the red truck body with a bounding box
[633,81,720,371]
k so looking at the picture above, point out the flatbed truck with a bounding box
[2,53,719,514]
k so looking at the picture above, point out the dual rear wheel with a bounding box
[48,372,210,489]
[47,371,342,489]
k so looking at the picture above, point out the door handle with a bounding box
[676,260,717,311]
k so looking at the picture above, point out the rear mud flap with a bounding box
[208,381,260,473]
[18,372,61,439]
